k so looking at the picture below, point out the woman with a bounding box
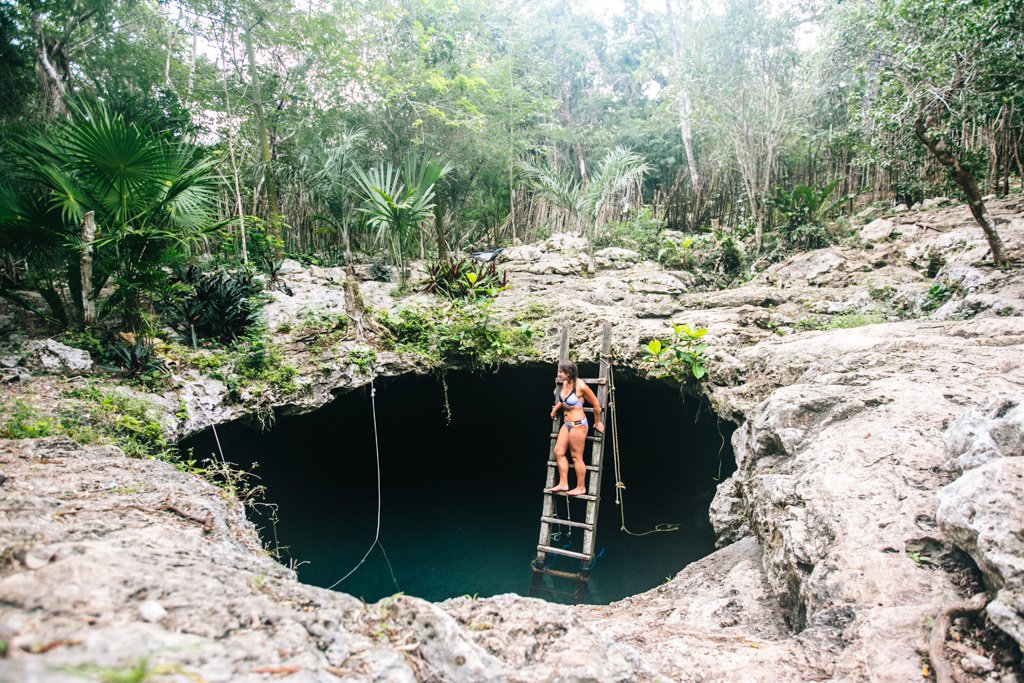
[546,360,604,496]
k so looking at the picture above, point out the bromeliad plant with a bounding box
[420,256,507,300]
[644,323,708,380]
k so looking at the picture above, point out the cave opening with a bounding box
[179,364,736,605]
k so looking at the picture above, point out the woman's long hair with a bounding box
[558,360,578,396]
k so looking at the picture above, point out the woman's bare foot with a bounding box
[566,487,586,496]
[545,485,569,493]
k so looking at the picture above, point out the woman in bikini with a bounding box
[546,360,604,496]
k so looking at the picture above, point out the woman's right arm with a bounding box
[550,401,562,419]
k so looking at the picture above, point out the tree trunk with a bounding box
[80,211,97,325]
[434,200,447,261]
[244,24,282,259]
[664,0,700,190]
[32,14,67,119]
[914,116,1006,267]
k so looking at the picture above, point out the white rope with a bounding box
[607,361,680,536]
[328,379,399,591]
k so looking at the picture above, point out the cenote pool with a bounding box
[180,365,735,604]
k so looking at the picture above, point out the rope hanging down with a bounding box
[328,379,399,591]
[605,358,680,537]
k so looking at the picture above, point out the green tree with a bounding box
[833,0,1024,266]
[522,146,650,273]
[0,100,220,328]
[351,155,454,288]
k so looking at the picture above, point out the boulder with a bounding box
[277,258,305,274]
[921,197,951,210]
[497,245,545,263]
[595,247,641,269]
[709,478,751,547]
[937,458,1024,647]
[541,233,588,255]
[944,397,1023,471]
[860,218,896,242]
[19,339,93,376]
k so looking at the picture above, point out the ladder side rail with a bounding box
[536,323,572,566]
[582,322,613,559]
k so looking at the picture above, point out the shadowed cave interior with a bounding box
[180,364,736,605]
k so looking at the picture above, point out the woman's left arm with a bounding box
[581,382,604,432]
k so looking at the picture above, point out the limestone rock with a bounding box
[937,458,1024,647]
[277,258,305,274]
[595,247,641,269]
[138,600,167,622]
[860,218,896,241]
[945,396,1023,471]
[921,197,951,210]
[497,245,545,263]
[541,233,588,255]
[709,477,750,547]
[20,339,93,376]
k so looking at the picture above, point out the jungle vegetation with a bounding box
[0,0,1022,346]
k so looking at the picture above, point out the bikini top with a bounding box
[560,385,584,408]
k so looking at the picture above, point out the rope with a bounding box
[328,379,399,592]
[607,360,680,537]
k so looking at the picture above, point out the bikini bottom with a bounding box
[562,417,588,433]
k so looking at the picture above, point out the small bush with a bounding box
[377,301,536,369]
[1,400,56,438]
[420,256,507,299]
[104,338,167,384]
[161,265,263,346]
[595,208,667,260]
[642,323,708,381]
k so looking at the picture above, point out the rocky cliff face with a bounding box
[1,197,1022,681]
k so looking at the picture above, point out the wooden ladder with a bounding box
[529,322,612,601]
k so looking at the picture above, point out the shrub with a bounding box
[377,301,536,369]
[420,256,507,299]
[104,338,167,385]
[767,179,855,249]
[643,323,708,381]
[595,208,667,260]
[161,266,263,346]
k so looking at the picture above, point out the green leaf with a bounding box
[647,339,663,354]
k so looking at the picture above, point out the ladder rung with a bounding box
[532,566,589,581]
[543,490,597,501]
[548,432,603,442]
[537,545,592,561]
[541,515,594,530]
[546,462,599,472]
[555,377,607,386]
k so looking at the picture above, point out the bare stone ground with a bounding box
[1,197,1023,681]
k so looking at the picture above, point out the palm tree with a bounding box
[351,155,454,289]
[522,147,650,273]
[0,99,220,329]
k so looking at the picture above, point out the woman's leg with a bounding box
[566,426,588,495]
[546,425,570,492]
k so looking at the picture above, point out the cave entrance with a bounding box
[180,364,735,605]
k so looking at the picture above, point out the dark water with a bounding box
[180,365,735,604]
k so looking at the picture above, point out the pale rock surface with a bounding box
[937,395,1024,648]
[860,218,896,241]
[944,396,1023,471]
[3,196,1024,681]
[594,247,641,269]
[20,339,93,376]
